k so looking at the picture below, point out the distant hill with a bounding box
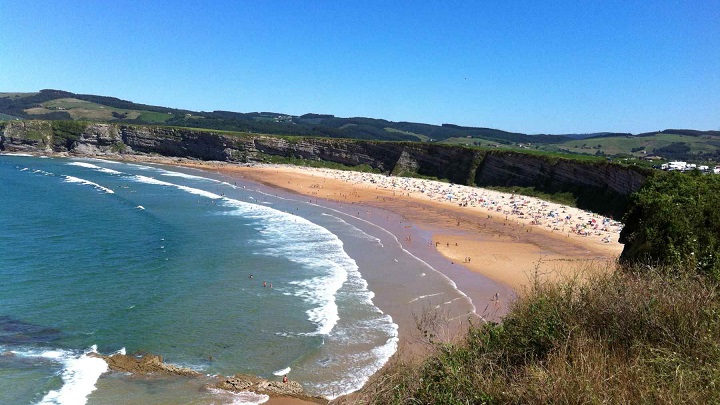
[2,89,719,162]
[0,89,572,143]
[555,132,632,140]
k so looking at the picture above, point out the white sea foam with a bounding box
[28,168,54,176]
[25,345,110,405]
[273,367,291,376]
[132,174,225,200]
[67,161,123,175]
[124,169,348,336]
[1,152,34,156]
[157,170,213,181]
[310,311,399,399]
[221,181,238,189]
[67,162,100,169]
[219,196,357,336]
[268,250,354,339]
[207,387,269,405]
[320,213,384,247]
[408,292,445,303]
[63,176,114,194]
[132,165,229,186]
[104,161,153,171]
[131,174,175,187]
[222,179,403,397]
[98,167,122,175]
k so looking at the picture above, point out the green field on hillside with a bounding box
[24,98,172,123]
[556,133,719,157]
[384,127,429,141]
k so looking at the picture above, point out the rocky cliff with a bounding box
[0,121,650,217]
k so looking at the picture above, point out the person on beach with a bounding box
[283,375,288,384]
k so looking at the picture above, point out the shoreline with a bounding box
[106,154,622,329]
[174,158,623,287]
[3,152,624,403]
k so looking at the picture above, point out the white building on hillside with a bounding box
[661,161,688,171]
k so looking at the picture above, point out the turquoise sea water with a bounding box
[0,155,401,404]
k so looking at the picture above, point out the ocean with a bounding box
[0,155,410,404]
[0,154,497,405]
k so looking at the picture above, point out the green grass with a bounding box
[438,132,720,163]
[352,265,720,404]
[495,147,607,162]
[556,133,720,157]
[384,127,429,141]
[136,111,173,123]
[439,137,481,147]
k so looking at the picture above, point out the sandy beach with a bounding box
[188,162,623,287]
[89,155,625,403]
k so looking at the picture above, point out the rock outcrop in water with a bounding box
[0,120,650,218]
[97,353,201,377]
[217,374,303,395]
[215,374,328,404]
[94,352,326,403]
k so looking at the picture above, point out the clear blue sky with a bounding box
[1,1,718,134]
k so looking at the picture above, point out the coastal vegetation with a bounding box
[346,171,720,404]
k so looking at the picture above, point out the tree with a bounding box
[619,171,720,279]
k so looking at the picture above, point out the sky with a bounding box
[1,1,718,134]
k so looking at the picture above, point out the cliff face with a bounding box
[0,121,54,152]
[0,121,649,217]
[475,152,648,217]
